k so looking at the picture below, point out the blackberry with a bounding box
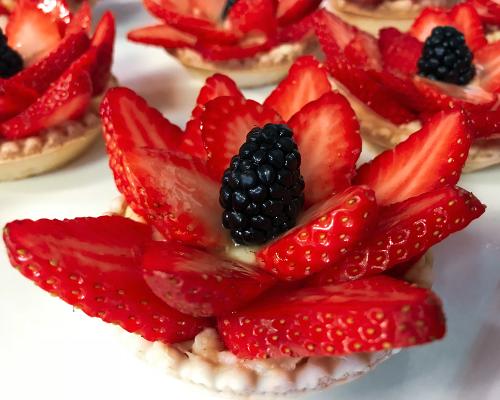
[0,29,23,79]
[221,0,238,19]
[220,123,305,246]
[417,26,475,85]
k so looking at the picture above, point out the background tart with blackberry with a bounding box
[314,4,500,172]
[0,0,115,181]
[3,57,486,397]
[127,0,322,88]
[329,0,455,34]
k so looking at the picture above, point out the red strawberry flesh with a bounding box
[257,185,378,280]
[143,241,275,317]
[309,185,485,285]
[218,275,446,359]
[3,216,210,343]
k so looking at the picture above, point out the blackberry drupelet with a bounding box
[221,0,238,19]
[0,29,23,78]
[418,26,475,85]
[220,123,305,246]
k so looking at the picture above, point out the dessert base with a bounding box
[334,81,500,173]
[0,77,116,181]
[109,198,434,398]
[169,39,319,88]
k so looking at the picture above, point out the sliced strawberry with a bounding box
[355,111,472,206]
[227,0,278,37]
[88,12,115,95]
[276,0,322,26]
[449,3,487,51]
[66,1,92,36]
[0,80,38,121]
[143,0,239,44]
[263,56,331,122]
[344,30,382,71]
[195,37,276,61]
[142,241,275,317]
[413,76,497,111]
[1,69,92,139]
[475,41,500,94]
[218,275,446,359]
[3,216,209,343]
[192,73,244,118]
[100,87,195,213]
[465,106,500,139]
[9,31,90,95]
[378,28,423,76]
[409,7,453,42]
[467,0,500,25]
[257,185,378,281]
[410,5,487,51]
[200,96,282,181]
[6,0,63,65]
[127,24,196,49]
[118,148,228,248]
[183,74,244,160]
[288,92,361,205]
[277,9,318,42]
[309,186,485,285]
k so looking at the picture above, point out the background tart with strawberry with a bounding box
[329,0,455,34]
[127,0,322,88]
[314,5,500,172]
[0,0,115,181]
[3,57,485,397]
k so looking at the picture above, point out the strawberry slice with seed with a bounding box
[66,1,92,35]
[475,41,500,94]
[128,24,196,48]
[263,56,331,122]
[277,9,318,42]
[100,87,203,220]
[195,37,277,61]
[309,186,485,285]
[467,0,500,25]
[143,0,239,44]
[118,148,228,248]
[276,0,322,26]
[288,92,361,205]
[3,216,209,343]
[6,4,61,65]
[449,3,487,51]
[355,111,472,206]
[200,96,283,181]
[218,275,446,359]
[0,80,38,121]
[409,7,453,43]
[9,31,90,95]
[143,241,275,317]
[466,107,500,139]
[257,185,378,281]
[88,12,115,96]
[1,68,92,139]
[378,28,423,76]
[227,0,278,37]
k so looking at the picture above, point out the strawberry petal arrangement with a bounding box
[314,4,500,173]
[0,0,115,181]
[127,0,322,87]
[3,56,486,396]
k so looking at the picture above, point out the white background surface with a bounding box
[1,2,499,399]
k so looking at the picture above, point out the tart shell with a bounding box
[168,39,319,89]
[109,197,435,398]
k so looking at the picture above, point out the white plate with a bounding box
[1,3,499,400]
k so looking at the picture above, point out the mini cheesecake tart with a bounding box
[127,0,322,88]
[315,6,500,172]
[110,197,433,397]
[329,0,454,34]
[0,0,115,180]
[3,58,485,398]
